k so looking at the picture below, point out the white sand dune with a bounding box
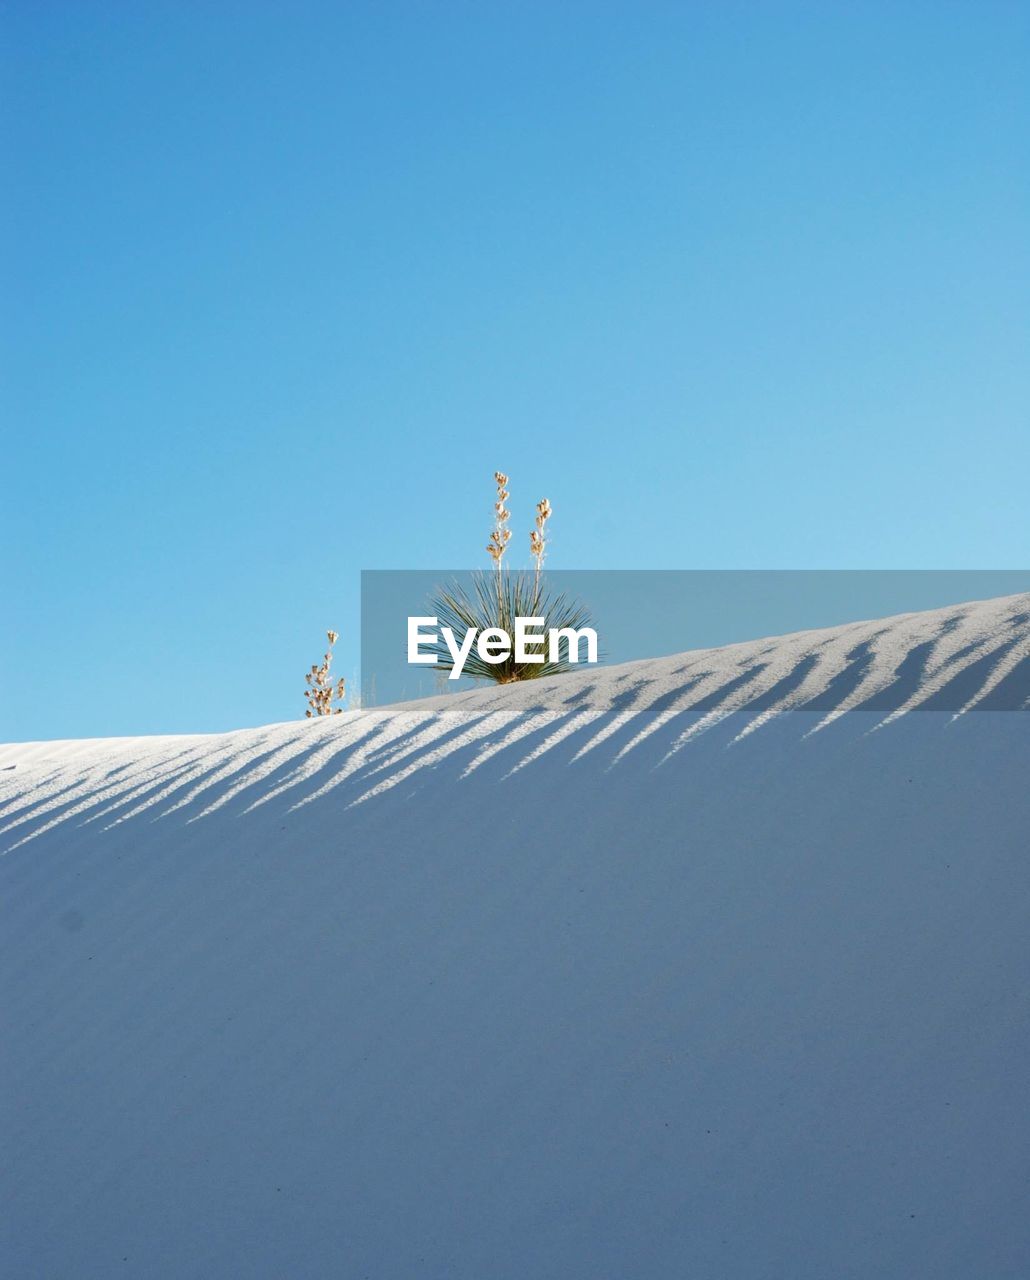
[2,593,1029,1278]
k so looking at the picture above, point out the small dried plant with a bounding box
[304,630,346,717]
[427,472,592,685]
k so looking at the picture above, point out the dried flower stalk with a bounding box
[486,470,511,607]
[530,496,551,598]
[486,472,511,560]
[304,629,346,717]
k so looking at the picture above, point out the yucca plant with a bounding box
[427,472,593,684]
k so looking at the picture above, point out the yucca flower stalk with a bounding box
[304,630,346,717]
[530,496,551,598]
[486,470,511,610]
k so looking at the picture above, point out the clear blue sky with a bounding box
[2,1,1027,740]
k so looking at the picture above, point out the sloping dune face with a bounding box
[2,594,1029,1279]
